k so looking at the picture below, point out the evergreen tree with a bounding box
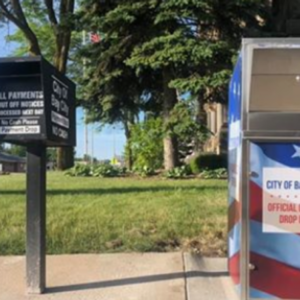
[78,1,163,169]
[7,145,26,157]
[80,0,266,170]
[270,0,300,36]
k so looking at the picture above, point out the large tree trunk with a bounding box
[163,136,179,170]
[124,123,133,170]
[162,68,179,170]
[123,110,135,170]
[194,93,207,153]
[57,147,74,170]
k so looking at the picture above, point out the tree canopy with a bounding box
[3,0,295,170]
[78,0,267,169]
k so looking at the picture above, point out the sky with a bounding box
[0,27,126,160]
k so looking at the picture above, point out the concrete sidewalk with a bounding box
[0,253,238,300]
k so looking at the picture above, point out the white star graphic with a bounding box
[292,145,300,158]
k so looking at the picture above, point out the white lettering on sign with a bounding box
[9,101,19,108]
[61,100,69,115]
[263,167,300,233]
[0,126,40,134]
[0,82,45,138]
[51,111,69,129]
[0,110,21,116]
[0,92,7,100]
[51,76,69,117]
[50,76,71,141]
[7,119,38,126]
[52,125,68,139]
[0,120,8,125]
[51,94,60,111]
[34,109,43,115]
[20,101,44,108]
[22,109,34,115]
[0,102,8,108]
[7,91,43,100]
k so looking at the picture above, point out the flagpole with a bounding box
[82,30,89,163]
[82,30,101,165]
[91,125,94,167]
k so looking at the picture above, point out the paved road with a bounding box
[0,253,238,300]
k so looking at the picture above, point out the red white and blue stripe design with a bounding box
[228,54,242,293]
[228,148,241,288]
[250,142,300,299]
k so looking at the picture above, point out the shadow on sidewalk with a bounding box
[46,270,228,294]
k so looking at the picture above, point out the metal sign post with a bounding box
[26,145,46,293]
[0,56,76,294]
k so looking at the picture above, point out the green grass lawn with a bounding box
[0,172,227,256]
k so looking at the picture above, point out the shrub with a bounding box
[92,164,126,178]
[189,153,227,174]
[0,172,10,176]
[199,168,228,179]
[65,164,91,177]
[129,118,164,170]
[65,164,127,178]
[133,165,156,177]
[164,165,192,179]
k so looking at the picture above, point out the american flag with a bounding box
[89,32,101,43]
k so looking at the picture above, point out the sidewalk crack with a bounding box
[182,252,189,300]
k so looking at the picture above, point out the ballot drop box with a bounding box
[228,38,300,300]
[0,56,76,294]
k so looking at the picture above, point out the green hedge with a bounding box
[189,153,227,174]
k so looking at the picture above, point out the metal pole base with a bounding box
[26,145,46,294]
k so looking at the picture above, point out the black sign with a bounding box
[0,56,76,146]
